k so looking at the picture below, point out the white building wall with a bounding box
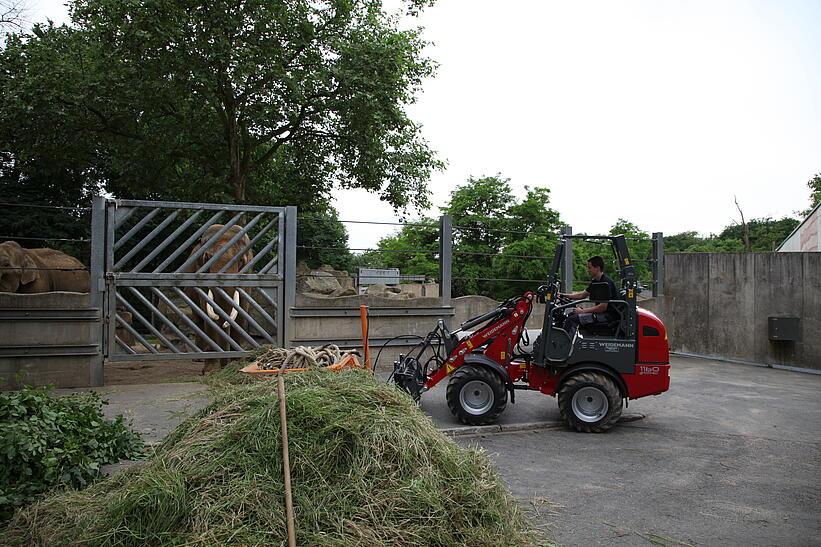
[779,205,820,252]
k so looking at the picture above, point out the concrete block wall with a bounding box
[0,292,101,389]
[659,253,820,370]
[398,283,440,298]
[290,294,549,369]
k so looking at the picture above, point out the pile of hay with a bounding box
[1,369,535,545]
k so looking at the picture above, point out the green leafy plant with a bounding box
[0,386,143,520]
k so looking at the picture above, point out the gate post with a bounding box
[652,231,664,319]
[561,226,573,291]
[439,215,452,308]
[284,206,298,348]
[89,195,106,386]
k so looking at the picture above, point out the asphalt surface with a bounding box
[58,382,211,445]
[446,356,821,546]
[74,355,820,546]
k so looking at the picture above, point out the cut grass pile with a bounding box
[2,368,536,545]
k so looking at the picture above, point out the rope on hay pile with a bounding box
[256,344,343,370]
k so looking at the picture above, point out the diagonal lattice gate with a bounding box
[97,199,296,361]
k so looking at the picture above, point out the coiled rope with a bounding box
[257,344,343,370]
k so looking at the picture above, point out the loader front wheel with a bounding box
[558,371,623,433]
[446,365,507,425]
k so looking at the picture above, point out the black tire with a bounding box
[558,371,623,433]
[446,365,507,425]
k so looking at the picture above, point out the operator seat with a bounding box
[581,317,622,338]
[579,281,623,338]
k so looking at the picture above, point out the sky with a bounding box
[23,0,821,249]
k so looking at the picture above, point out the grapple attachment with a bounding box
[392,354,426,401]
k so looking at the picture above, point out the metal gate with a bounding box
[92,198,296,362]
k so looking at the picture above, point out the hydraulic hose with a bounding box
[373,334,426,377]
[460,307,505,331]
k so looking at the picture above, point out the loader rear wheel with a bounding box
[446,365,507,425]
[558,372,622,433]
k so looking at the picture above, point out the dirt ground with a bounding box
[103,359,210,385]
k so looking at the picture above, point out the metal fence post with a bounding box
[89,195,106,387]
[561,226,573,291]
[652,231,664,318]
[284,206,297,348]
[439,215,452,309]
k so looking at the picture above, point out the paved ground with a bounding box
[80,355,821,545]
[58,381,210,445]
[447,356,821,546]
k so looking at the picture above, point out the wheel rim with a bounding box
[459,380,494,415]
[571,386,609,423]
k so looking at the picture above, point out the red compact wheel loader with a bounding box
[392,234,670,432]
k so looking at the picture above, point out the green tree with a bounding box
[443,176,515,296]
[1,0,441,202]
[490,235,556,298]
[803,172,821,216]
[503,186,563,244]
[1,1,442,261]
[610,219,651,286]
[663,231,704,252]
[362,219,439,280]
[297,205,353,271]
[565,220,652,292]
[0,153,92,263]
[719,217,799,252]
[664,215,799,254]
[365,175,564,299]
[663,231,743,252]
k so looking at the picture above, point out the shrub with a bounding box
[0,386,143,520]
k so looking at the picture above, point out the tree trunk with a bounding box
[734,195,751,252]
[225,108,247,203]
[229,168,247,203]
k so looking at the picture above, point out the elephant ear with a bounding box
[20,253,39,285]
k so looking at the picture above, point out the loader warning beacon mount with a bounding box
[392,234,670,433]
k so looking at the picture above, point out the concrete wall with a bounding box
[0,292,100,389]
[398,282,440,298]
[291,294,547,368]
[654,253,820,370]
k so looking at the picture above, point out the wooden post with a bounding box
[360,304,371,370]
[278,374,296,547]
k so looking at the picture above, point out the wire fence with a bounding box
[296,215,662,301]
[0,235,91,243]
[2,201,663,302]
[0,201,91,212]
[1,201,93,268]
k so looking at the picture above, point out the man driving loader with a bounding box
[559,255,618,336]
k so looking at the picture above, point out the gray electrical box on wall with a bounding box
[768,317,800,341]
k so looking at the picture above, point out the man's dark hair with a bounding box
[587,256,605,272]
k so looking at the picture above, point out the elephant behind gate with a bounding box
[182,225,255,370]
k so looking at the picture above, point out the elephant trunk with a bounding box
[206,289,241,328]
